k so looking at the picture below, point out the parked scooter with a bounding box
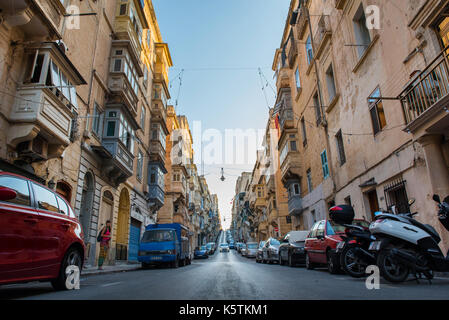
[368,196,449,283]
[337,223,377,278]
[329,205,377,278]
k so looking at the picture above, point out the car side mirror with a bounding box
[0,187,17,201]
[433,194,441,204]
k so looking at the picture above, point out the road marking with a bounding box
[101,282,122,287]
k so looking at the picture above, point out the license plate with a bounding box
[369,241,381,251]
[336,241,345,252]
[151,256,162,260]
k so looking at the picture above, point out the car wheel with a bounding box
[340,245,367,278]
[51,247,83,291]
[327,251,340,274]
[306,252,315,270]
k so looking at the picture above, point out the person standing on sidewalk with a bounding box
[98,220,112,270]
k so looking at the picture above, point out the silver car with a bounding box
[262,238,281,264]
[245,242,258,258]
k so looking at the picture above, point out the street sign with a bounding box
[274,227,279,232]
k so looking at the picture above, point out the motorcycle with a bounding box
[368,196,449,283]
[336,223,377,278]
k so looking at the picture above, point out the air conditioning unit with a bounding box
[17,136,48,161]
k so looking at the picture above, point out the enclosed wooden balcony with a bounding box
[296,7,308,40]
[399,46,449,134]
[288,195,303,216]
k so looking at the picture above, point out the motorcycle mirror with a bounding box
[408,198,415,206]
[433,194,441,204]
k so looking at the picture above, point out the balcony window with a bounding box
[92,103,104,137]
[306,35,313,65]
[321,149,329,179]
[119,3,127,15]
[280,143,288,165]
[111,50,139,96]
[289,183,300,198]
[137,150,143,181]
[295,67,301,90]
[149,165,165,190]
[151,123,167,150]
[368,87,386,135]
[353,4,371,58]
[24,51,79,110]
[140,105,146,131]
[153,84,167,107]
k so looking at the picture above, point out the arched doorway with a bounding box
[79,172,94,243]
[96,190,114,265]
[116,188,130,260]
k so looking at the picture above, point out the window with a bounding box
[316,221,325,238]
[336,130,346,165]
[321,149,329,179]
[48,60,78,109]
[140,105,146,130]
[56,196,69,215]
[0,176,31,206]
[92,103,103,136]
[25,53,45,84]
[119,3,127,15]
[290,134,297,151]
[32,183,59,213]
[306,169,312,192]
[295,67,301,90]
[106,121,116,137]
[326,64,337,102]
[289,183,300,198]
[111,49,139,96]
[353,4,371,58]
[368,87,387,135]
[384,178,410,214]
[137,151,143,181]
[344,195,352,206]
[301,118,307,145]
[280,143,288,165]
[306,35,313,65]
[313,93,321,125]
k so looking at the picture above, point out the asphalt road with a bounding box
[2,237,449,300]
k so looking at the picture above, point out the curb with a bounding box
[81,266,142,277]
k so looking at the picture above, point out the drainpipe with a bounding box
[303,1,337,202]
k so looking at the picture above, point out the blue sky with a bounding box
[153,0,290,229]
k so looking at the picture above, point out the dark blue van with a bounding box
[138,223,191,268]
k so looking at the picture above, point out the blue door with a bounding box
[128,219,141,261]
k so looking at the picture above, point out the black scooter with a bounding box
[336,224,377,278]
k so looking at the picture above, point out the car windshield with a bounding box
[259,241,266,248]
[327,221,346,235]
[270,239,280,245]
[247,243,257,249]
[220,244,228,247]
[141,230,174,242]
[200,246,207,250]
[206,244,212,248]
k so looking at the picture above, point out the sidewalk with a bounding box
[82,262,142,277]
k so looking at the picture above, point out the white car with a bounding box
[219,243,230,252]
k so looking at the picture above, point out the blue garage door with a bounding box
[128,219,141,261]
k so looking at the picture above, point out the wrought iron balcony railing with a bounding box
[399,46,449,127]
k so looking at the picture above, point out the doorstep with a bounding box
[82,262,142,277]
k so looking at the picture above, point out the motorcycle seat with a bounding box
[409,219,441,243]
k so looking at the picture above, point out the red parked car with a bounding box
[304,218,369,274]
[0,172,85,290]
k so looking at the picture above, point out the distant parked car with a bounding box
[0,172,85,290]
[278,231,309,267]
[304,219,369,273]
[229,242,235,249]
[219,243,230,252]
[256,241,266,263]
[206,242,217,254]
[262,238,281,264]
[244,242,258,258]
[236,242,244,253]
[194,246,209,259]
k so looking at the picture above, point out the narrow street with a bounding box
[2,233,449,300]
